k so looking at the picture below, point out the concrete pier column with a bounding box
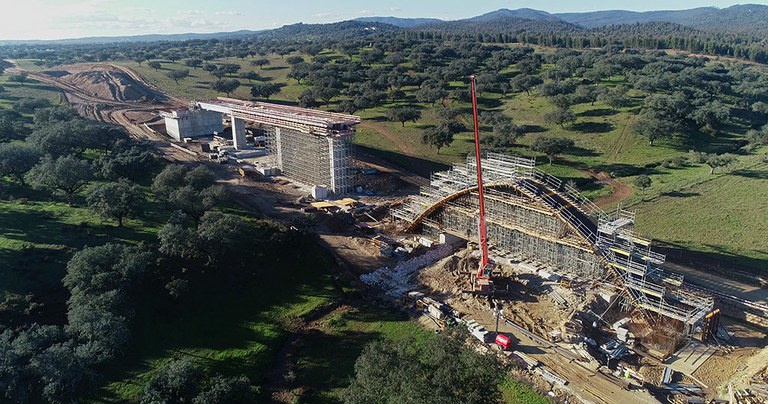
[274,127,282,168]
[231,116,246,150]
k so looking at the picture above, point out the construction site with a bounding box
[16,62,768,404]
[156,93,768,404]
[355,78,768,403]
[348,147,768,403]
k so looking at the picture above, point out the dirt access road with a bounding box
[8,61,200,163]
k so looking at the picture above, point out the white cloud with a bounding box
[215,11,243,16]
[388,7,402,12]
[178,10,203,16]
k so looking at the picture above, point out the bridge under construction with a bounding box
[197,98,360,194]
[164,97,360,194]
[392,152,716,345]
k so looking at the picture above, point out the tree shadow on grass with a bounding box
[477,98,503,108]
[554,174,606,194]
[262,66,288,71]
[661,191,701,198]
[0,208,144,248]
[520,124,547,134]
[294,330,374,395]
[571,121,613,133]
[578,108,618,117]
[369,115,390,123]
[593,163,660,177]
[0,245,69,299]
[356,145,449,178]
[730,168,768,180]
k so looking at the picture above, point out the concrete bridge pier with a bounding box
[231,116,247,150]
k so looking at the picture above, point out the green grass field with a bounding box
[294,306,433,402]
[0,183,160,301]
[500,378,550,404]
[632,157,768,270]
[118,56,307,102]
[94,248,339,402]
[0,72,65,111]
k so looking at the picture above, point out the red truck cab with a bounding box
[495,333,512,350]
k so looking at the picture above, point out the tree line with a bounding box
[3,16,768,66]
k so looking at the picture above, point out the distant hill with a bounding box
[555,7,718,28]
[466,8,559,22]
[262,21,401,40]
[421,16,581,35]
[557,5,768,36]
[355,16,442,28]
[682,4,768,35]
[4,4,768,45]
[0,21,399,45]
[361,4,768,36]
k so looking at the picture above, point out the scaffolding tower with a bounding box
[393,153,714,334]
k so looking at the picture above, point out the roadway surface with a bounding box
[664,261,768,308]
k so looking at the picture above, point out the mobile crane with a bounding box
[469,75,494,292]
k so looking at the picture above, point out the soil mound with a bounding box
[63,68,157,102]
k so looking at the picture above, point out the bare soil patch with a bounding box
[588,170,633,207]
[54,66,157,103]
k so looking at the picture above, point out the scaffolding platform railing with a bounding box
[202,97,360,134]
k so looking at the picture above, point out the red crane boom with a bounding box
[469,75,490,279]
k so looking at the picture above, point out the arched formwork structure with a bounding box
[392,153,715,336]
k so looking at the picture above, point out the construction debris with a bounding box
[360,244,454,297]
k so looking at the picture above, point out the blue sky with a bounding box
[0,0,764,40]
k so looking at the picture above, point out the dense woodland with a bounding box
[4,13,768,63]
[1,14,768,403]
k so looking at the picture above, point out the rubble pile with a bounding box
[360,244,454,297]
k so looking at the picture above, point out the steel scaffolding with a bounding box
[394,153,714,333]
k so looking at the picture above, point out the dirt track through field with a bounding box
[592,174,633,208]
[359,121,415,156]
